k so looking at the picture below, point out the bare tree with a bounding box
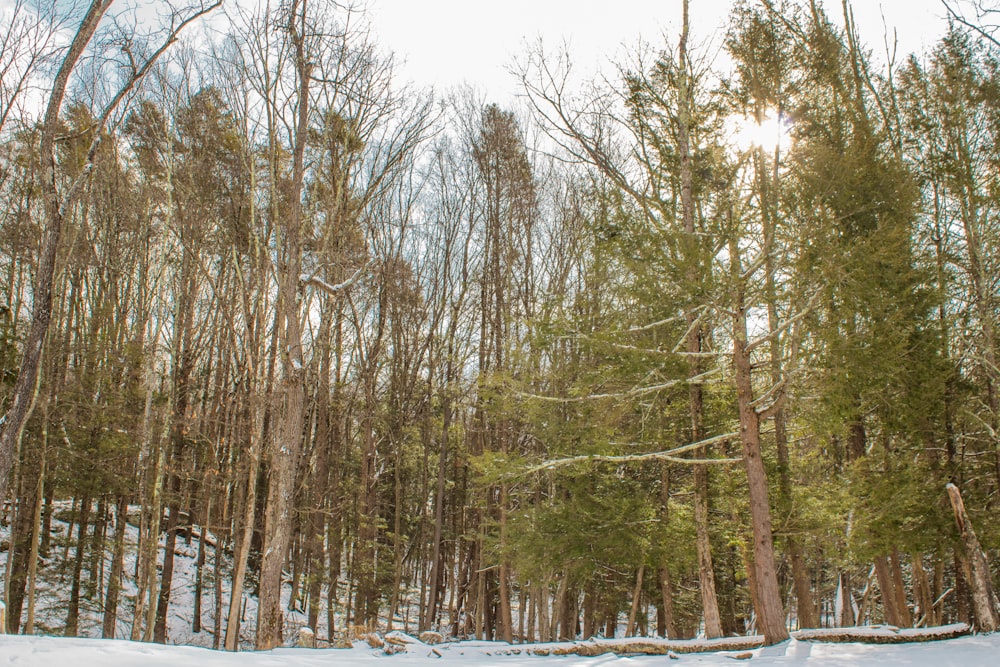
[943,0,1000,49]
[0,0,68,135]
[0,0,221,519]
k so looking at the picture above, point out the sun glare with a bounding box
[728,111,791,155]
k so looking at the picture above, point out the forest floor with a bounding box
[0,504,993,664]
[0,631,998,666]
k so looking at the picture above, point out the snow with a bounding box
[1,632,999,666]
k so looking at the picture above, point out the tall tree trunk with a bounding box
[306,303,332,633]
[193,489,212,634]
[7,445,40,633]
[626,564,645,637]
[693,465,723,637]
[874,555,902,626]
[225,429,262,651]
[65,496,91,637]
[423,377,451,631]
[731,250,789,644]
[497,484,514,643]
[88,497,107,598]
[658,567,678,638]
[911,553,934,627]
[947,483,999,631]
[838,571,856,627]
[890,550,913,628]
[676,0,723,638]
[102,496,128,639]
[153,484,181,643]
[213,530,225,649]
[255,0,310,649]
[24,438,47,635]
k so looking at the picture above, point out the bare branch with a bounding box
[627,310,690,333]
[301,261,372,295]
[513,367,721,404]
[524,431,741,474]
[745,289,821,355]
[942,0,1000,50]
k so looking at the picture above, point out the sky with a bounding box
[367,0,951,100]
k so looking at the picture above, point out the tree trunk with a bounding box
[694,465,723,638]
[582,585,595,639]
[890,550,913,628]
[732,286,789,644]
[102,496,128,639]
[255,0,311,650]
[213,531,225,649]
[947,483,999,631]
[677,0,724,640]
[193,491,211,634]
[874,555,902,626]
[306,305,332,634]
[498,485,514,643]
[225,436,261,651]
[7,449,40,633]
[24,442,47,635]
[658,567,678,638]
[911,553,934,627]
[65,496,91,637]
[558,581,577,641]
[838,571,856,627]
[626,564,645,637]
[153,489,181,643]
[88,497,107,599]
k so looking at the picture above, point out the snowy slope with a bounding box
[1,504,313,648]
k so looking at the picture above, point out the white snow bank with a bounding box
[1,631,999,667]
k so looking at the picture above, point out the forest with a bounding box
[0,0,999,653]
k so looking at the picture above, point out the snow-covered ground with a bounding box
[1,632,999,666]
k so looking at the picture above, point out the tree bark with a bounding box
[658,567,678,638]
[838,571,856,627]
[910,553,934,627]
[65,496,91,636]
[874,555,902,626]
[890,550,913,628]
[255,0,311,649]
[732,269,789,644]
[947,483,999,631]
[626,564,645,637]
[675,2,724,638]
[102,496,128,639]
[24,440,47,635]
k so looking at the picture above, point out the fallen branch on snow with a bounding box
[792,623,970,644]
[535,636,766,656]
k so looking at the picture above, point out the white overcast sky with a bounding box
[367,0,950,100]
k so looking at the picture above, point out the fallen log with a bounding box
[544,636,766,656]
[793,623,971,644]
